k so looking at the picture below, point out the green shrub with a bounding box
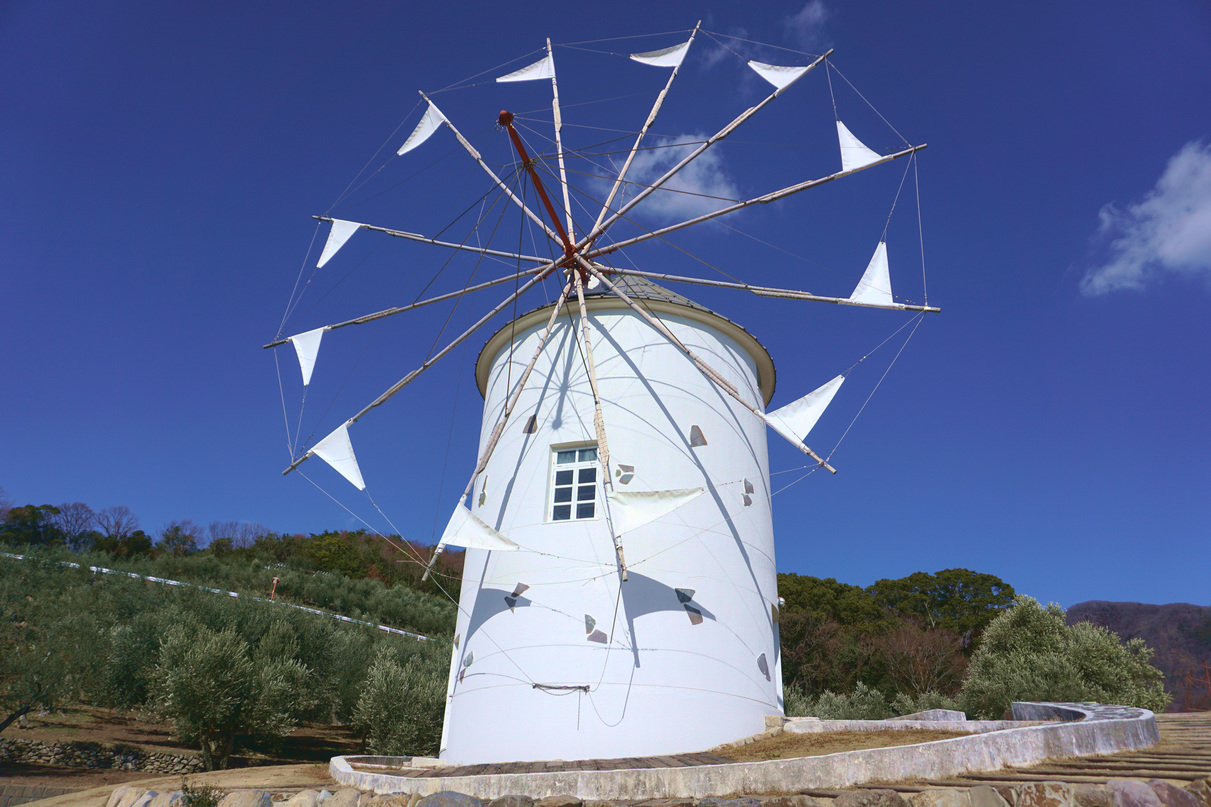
[890,690,962,715]
[180,782,221,807]
[352,646,446,756]
[151,621,308,769]
[959,596,1170,719]
[784,681,894,719]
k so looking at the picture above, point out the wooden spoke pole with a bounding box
[499,111,629,580]
[263,268,539,349]
[421,276,576,581]
[582,260,837,474]
[423,93,564,246]
[282,262,556,477]
[588,143,927,259]
[609,268,942,314]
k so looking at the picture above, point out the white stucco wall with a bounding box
[441,299,782,764]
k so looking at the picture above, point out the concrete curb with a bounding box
[329,702,1160,800]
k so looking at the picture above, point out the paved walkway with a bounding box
[800,711,1211,798]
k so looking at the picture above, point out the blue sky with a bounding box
[3,1,1208,608]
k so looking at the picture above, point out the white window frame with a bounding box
[549,443,599,522]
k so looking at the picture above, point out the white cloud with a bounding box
[1081,140,1211,295]
[614,134,741,223]
[783,1,829,50]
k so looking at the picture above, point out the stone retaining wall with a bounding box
[0,736,205,775]
[330,703,1161,800]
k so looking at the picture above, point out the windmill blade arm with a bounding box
[610,269,940,313]
[579,48,832,250]
[313,216,549,265]
[420,92,564,246]
[588,22,701,238]
[588,143,927,259]
[583,261,836,474]
[263,268,539,349]
[546,40,576,243]
[579,259,739,397]
[281,265,554,477]
[421,276,576,583]
[570,266,628,581]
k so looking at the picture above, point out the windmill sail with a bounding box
[748,60,810,90]
[849,241,893,305]
[764,375,845,446]
[606,488,705,535]
[317,219,361,268]
[496,55,554,83]
[397,103,447,155]
[837,120,882,172]
[310,422,365,490]
[288,327,325,386]
[437,504,518,551]
[630,40,692,68]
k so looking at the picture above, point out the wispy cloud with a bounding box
[1081,140,1211,296]
[613,134,741,223]
[783,1,829,51]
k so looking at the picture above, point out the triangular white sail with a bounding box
[849,241,893,305]
[764,375,845,447]
[311,422,365,490]
[630,40,692,68]
[606,488,704,535]
[496,55,554,83]
[397,103,447,156]
[317,219,361,268]
[747,60,810,90]
[288,327,325,386]
[837,120,883,172]
[437,504,518,551]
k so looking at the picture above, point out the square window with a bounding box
[550,443,598,522]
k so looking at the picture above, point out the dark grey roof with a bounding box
[583,272,718,317]
[475,269,778,405]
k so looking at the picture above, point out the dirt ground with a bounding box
[714,729,970,762]
[3,705,355,804]
[7,705,360,762]
[12,764,336,807]
[7,709,965,807]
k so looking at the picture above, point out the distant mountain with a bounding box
[1067,601,1211,711]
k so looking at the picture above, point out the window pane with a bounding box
[576,502,595,519]
[578,467,596,483]
[577,484,595,501]
[578,448,598,462]
[554,487,572,503]
[553,504,571,520]
[556,450,576,464]
[555,469,574,485]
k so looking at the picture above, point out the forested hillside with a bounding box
[0,488,1179,765]
[1068,601,1211,710]
[776,568,1015,698]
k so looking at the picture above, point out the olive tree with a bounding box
[959,595,1169,718]
[151,622,311,769]
[352,645,446,756]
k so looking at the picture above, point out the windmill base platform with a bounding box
[329,703,1158,800]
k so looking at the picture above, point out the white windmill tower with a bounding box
[271,26,937,764]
